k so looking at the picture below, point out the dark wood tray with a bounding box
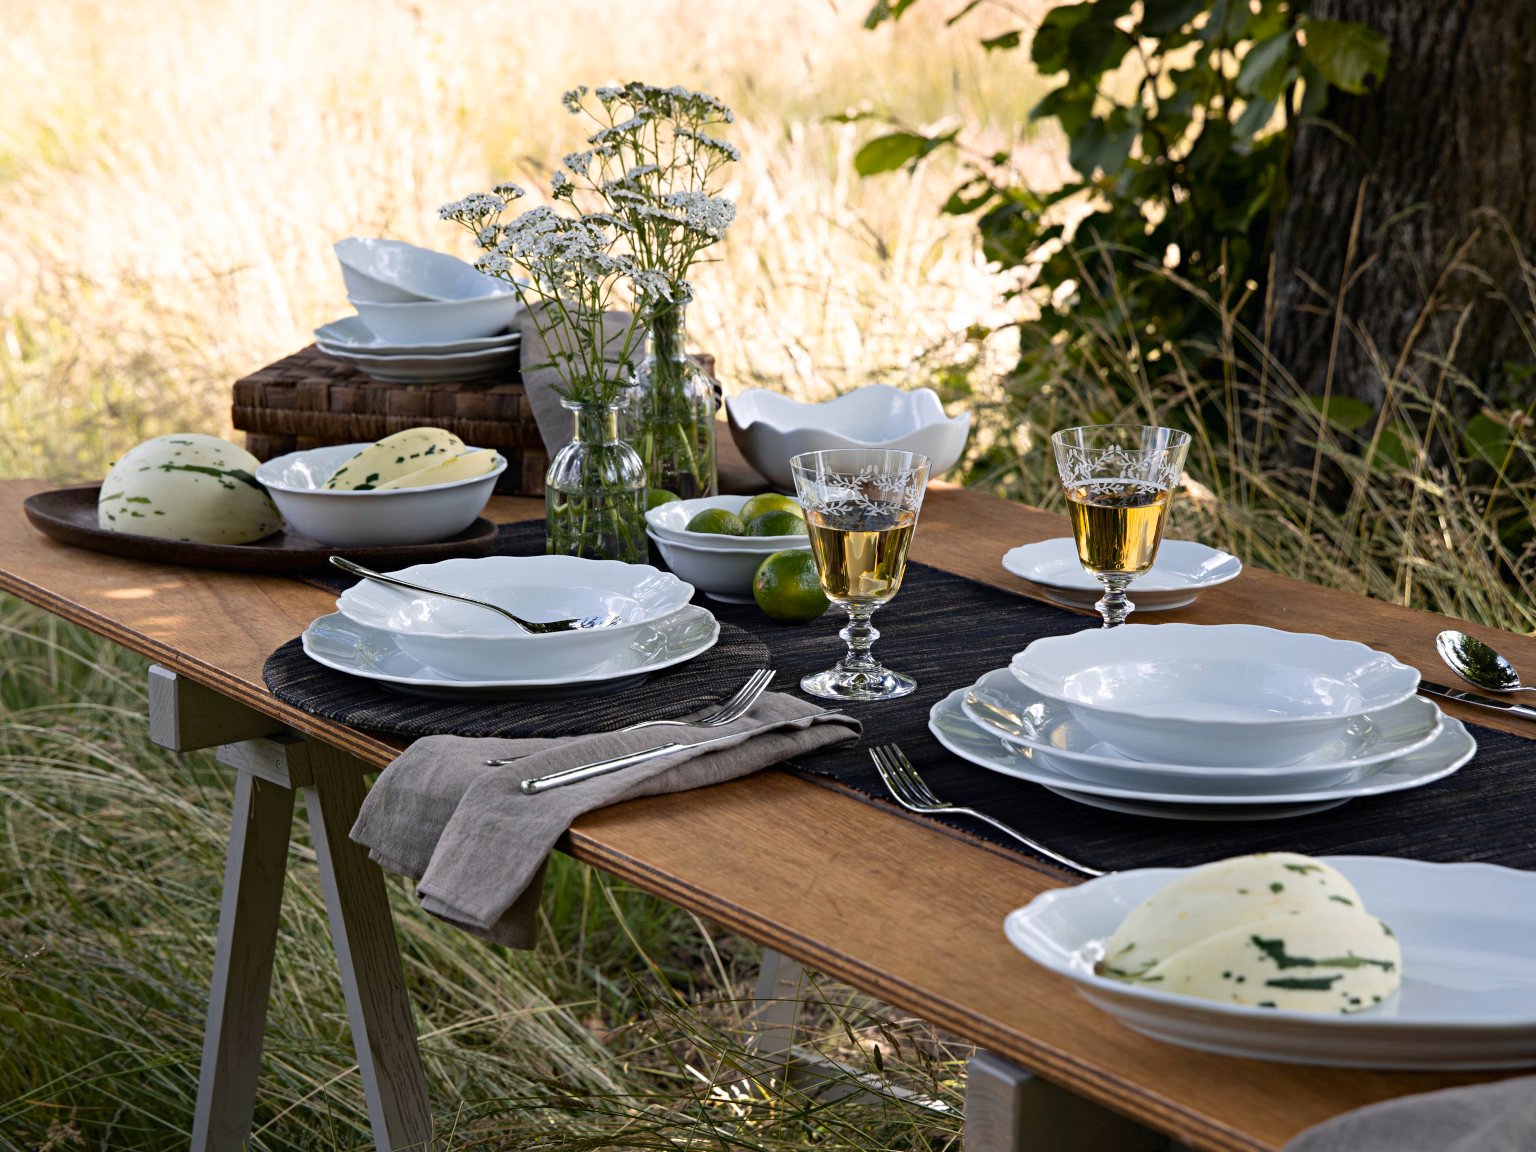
[23,485,501,573]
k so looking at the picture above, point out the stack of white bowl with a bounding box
[930,623,1476,820]
[315,238,522,382]
[644,495,813,603]
[329,554,714,687]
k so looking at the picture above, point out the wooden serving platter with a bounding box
[22,485,501,573]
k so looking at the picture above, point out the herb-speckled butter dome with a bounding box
[1097,853,1402,1015]
[98,434,282,544]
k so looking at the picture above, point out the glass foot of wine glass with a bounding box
[800,665,917,702]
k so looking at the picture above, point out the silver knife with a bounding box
[1419,680,1536,722]
[519,708,847,794]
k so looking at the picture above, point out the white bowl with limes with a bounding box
[645,494,813,603]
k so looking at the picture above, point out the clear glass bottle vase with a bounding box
[625,304,718,500]
[544,397,648,563]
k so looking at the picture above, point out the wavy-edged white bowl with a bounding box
[334,237,515,303]
[726,385,970,491]
[255,442,504,547]
[645,495,810,551]
[1008,624,1422,768]
[334,555,695,679]
[648,532,812,604]
[1005,857,1536,1069]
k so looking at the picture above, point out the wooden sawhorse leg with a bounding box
[149,667,434,1151]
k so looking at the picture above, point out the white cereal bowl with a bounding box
[349,293,521,345]
[1008,624,1422,768]
[645,494,811,551]
[255,442,504,547]
[334,555,695,679]
[648,532,811,604]
[725,385,970,491]
[334,237,516,303]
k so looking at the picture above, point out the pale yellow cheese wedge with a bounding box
[1100,853,1363,979]
[324,428,465,490]
[376,448,501,490]
[1135,905,1402,1014]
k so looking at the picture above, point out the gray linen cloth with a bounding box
[350,692,858,947]
[1285,1076,1536,1152]
[515,303,638,454]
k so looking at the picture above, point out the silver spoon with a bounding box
[1436,629,1536,696]
[329,557,617,634]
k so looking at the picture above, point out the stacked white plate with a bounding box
[932,623,1475,820]
[304,555,718,694]
[314,315,521,383]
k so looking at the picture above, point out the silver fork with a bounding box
[482,669,776,766]
[869,743,1105,877]
[330,556,617,634]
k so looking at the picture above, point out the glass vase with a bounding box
[545,397,648,563]
[625,304,718,500]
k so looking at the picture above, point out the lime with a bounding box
[646,489,681,511]
[739,493,805,523]
[744,510,810,537]
[753,550,830,622]
[685,508,747,535]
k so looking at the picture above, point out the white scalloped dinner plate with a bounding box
[315,314,521,355]
[1004,856,1536,1068]
[301,605,719,693]
[928,687,1474,815]
[1001,538,1242,611]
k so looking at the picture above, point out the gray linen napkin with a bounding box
[350,692,859,947]
[1284,1076,1536,1152]
[515,303,638,454]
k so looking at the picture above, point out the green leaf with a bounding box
[945,0,986,26]
[1369,425,1412,470]
[1031,2,1094,73]
[1463,413,1513,467]
[1140,0,1204,37]
[863,0,921,29]
[1029,83,1095,136]
[942,176,996,215]
[1068,112,1138,179]
[982,29,1024,51]
[853,130,954,175]
[1302,19,1389,94]
[1233,96,1278,139]
[1236,31,1295,101]
[1306,393,1376,432]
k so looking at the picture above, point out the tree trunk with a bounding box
[1268,0,1536,410]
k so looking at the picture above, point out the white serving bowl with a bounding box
[334,237,515,303]
[334,555,695,679]
[725,385,970,491]
[349,293,521,345]
[648,531,811,604]
[1008,624,1421,768]
[645,494,811,551]
[255,442,505,547]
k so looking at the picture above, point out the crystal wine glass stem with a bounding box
[1094,575,1136,628]
[835,605,883,672]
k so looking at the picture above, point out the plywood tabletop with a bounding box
[1,475,1531,1152]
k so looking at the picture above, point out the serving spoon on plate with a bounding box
[329,556,617,634]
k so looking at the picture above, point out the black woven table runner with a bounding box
[277,519,1536,873]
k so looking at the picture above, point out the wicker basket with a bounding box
[231,345,549,494]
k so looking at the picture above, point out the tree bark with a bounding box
[1268,0,1536,410]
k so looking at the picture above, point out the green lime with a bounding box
[685,508,747,535]
[739,493,805,523]
[753,550,830,623]
[744,510,810,537]
[646,489,681,510]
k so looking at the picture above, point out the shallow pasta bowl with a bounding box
[1008,624,1421,768]
[725,385,970,490]
[334,555,694,679]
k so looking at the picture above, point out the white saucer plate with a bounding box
[315,314,521,355]
[1002,538,1242,612]
[962,668,1445,794]
[302,605,719,693]
[1005,856,1536,1068]
[315,342,520,383]
[928,687,1474,815]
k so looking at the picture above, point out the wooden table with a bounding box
[2,472,1532,1152]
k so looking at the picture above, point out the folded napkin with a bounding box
[1285,1076,1536,1152]
[350,693,859,947]
[516,304,637,455]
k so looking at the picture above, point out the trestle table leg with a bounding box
[965,1049,1172,1151]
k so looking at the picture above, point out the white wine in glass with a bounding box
[791,449,930,701]
[1052,426,1190,627]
